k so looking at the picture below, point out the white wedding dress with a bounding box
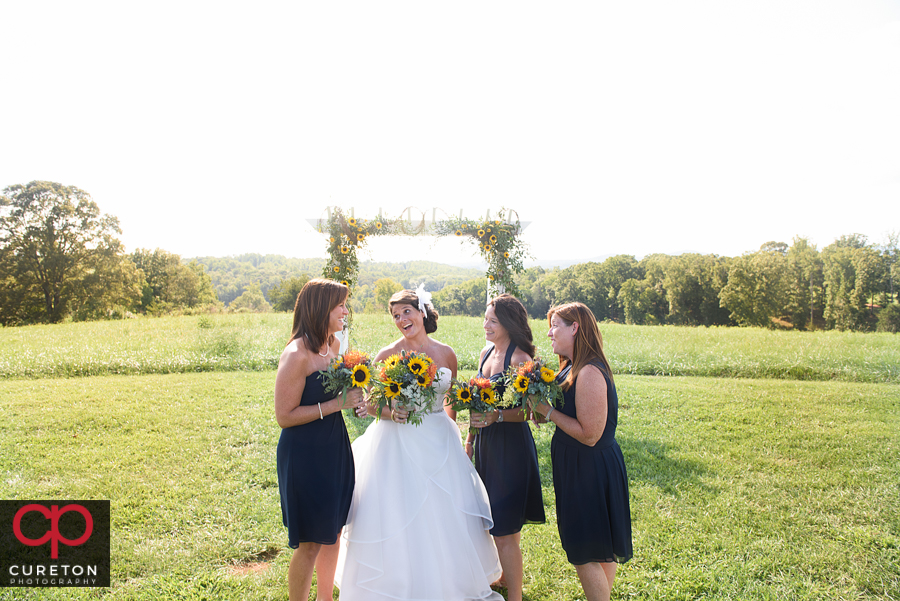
[335,368,503,601]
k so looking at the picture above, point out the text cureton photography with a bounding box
[0,500,110,588]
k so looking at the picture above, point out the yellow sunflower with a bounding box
[490,235,497,244]
[477,229,486,237]
[454,229,463,237]
[348,217,357,227]
[340,246,350,254]
[480,387,496,405]
[407,357,427,375]
[540,367,556,383]
[483,244,492,252]
[341,280,350,286]
[384,355,401,369]
[416,373,431,387]
[376,222,383,229]
[456,387,472,404]
[333,266,341,273]
[357,233,366,242]
[384,380,402,398]
[504,252,510,258]
[351,364,371,387]
[513,375,530,393]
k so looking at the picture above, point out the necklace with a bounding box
[307,335,328,357]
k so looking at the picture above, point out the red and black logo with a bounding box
[1,500,109,587]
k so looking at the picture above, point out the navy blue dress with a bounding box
[277,371,355,547]
[473,344,546,536]
[551,362,632,565]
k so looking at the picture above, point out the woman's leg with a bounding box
[493,532,523,600]
[573,561,617,601]
[313,538,341,601]
[288,542,322,601]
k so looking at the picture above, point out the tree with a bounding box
[229,284,272,313]
[373,278,404,312]
[131,248,219,312]
[719,250,789,328]
[0,181,134,324]
[785,237,823,330]
[268,275,311,312]
[822,235,881,331]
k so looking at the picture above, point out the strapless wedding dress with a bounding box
[335,368,502,600]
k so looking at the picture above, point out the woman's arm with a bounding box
[533,364,607,446]
[274,348,351,428]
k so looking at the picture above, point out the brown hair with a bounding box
[389,289,439,334]
[489,294,535,358]
[547,301,614,390]
[288,278,349,350]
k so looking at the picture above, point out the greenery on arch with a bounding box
[316,207,529,295]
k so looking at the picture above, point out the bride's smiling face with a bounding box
[392,303,425,338]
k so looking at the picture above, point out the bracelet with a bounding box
[465,441,473,447]
[496,409,504,423]
[545,407,554,421]
[318,402,324,420]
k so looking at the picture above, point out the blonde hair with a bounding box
[547,302,614,390]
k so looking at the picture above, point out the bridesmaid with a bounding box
[532,302,633,601]
[274,278,368,601]
[466,294,546,601]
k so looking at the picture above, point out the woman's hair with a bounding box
[547,301,614,390]
[288,278,349,350]
[389,289,439,334]
[489,294,535,358]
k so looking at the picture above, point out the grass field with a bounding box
[0,315,898,600]
[2,314,898,383]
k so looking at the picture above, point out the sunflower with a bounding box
[513,375,530,393]
[483,244,492,252]
[479,387,496,405]
[351,364,371,387]
[477,229,486,238]
[341,280,350,286]
[376,221,383,230]
[357,233,366,242]
[384,355,400,370]
[416,373,431,387]
[407,357,427,375]
[490,235,497,244]
[333,266,340,273]
[504,252,510,258]
[348,217,357,227]
[340,246,350,254]
[384,380,402,398]
[455,387,472,404]
[454,229,463,237]
[540,367,556,383]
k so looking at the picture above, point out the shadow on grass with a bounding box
[532,425,712,498]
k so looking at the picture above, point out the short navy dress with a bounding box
[473,344,546,537]
[277,371,355,547]
[551,363,632,564]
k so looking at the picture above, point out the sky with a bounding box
[2,0,899,269]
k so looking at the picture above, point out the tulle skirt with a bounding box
[335,410,503,601]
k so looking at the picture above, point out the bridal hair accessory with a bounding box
[415,284,432,317]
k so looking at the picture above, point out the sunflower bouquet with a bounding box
[504,357,565,411]
[318,350,373,406]
[369,351,439,426]
[448,377,511,434]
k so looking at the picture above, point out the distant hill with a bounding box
[192,254,483,305]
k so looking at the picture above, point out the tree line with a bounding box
[2,181,897,332]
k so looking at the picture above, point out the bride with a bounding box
[335,287,503,601]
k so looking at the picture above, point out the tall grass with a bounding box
[2,315,898,383]
[0,373,897,600]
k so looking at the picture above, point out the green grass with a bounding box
[1,315,898,383]
[0,315,898,599]
[0,371,897,600]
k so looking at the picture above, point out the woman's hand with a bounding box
[469,410,500,429]
[391,404,410,425]
[344,387,368,418]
